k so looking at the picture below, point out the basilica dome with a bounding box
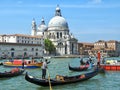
[48,16,68,29]
[48,5,69,31]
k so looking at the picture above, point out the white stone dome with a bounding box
[38,18,47,32]
[38,24,47,32]
[48,16,69,30]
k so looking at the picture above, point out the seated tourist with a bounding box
[11,67,20,73]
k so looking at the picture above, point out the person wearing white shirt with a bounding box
[41,59,48,79]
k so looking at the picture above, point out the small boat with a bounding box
[43,56,51,59]
[100,64,120,71]
[0,62,3,65]
[100,59,120,71]
[68,64,90,71]
[0,69,24,78]
[25,68,99,86]
[3,59,43,69]
[97,51,120,71]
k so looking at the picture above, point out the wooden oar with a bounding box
[47,69,52,90]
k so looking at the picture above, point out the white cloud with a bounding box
[17,1,23,4]
[90,0,102,4]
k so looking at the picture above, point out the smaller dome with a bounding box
[38,24,47,32]
[37,18,47,36]
[38,18,47,32]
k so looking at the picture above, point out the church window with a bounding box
[60,32,62,38]
[57,32,59,38]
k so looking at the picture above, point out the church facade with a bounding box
[31,5,78,55]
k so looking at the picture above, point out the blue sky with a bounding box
[0,0,120,42]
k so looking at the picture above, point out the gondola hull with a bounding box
[25,68,99,86]
[0,69,24,78]
[68,64,89,71]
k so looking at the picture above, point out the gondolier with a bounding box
[41,59,48,79]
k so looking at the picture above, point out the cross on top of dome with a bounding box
[41,17,45,25]
[55,5,62,16]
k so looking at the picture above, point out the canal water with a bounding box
[0,57,120,90]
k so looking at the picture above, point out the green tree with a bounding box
[44,39,55,54]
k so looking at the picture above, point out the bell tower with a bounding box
[31,18,37,36]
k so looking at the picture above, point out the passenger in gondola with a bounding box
[11,67,20,73]
[22,61,24,69]
[80,58,85,65]
[9,58,13,63]
[89,57,92,63]
[41,59,48,79]
[86,60,89,65]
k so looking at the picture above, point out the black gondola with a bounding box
[0,69,25,78]
[25,68,99,86]
[68,64,89,71]
[0,62,3,65]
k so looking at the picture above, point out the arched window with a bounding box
[57,32,59,38]
[32,48,34,51]
[36,52,38,56]
[24,52,27,57]
[36,48,38,51]
[60,32,62,38]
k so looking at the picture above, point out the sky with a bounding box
[0,0,120,42]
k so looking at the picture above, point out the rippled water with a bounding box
[0,57,120,90]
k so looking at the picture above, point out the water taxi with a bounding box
[3,59,43,69]
[100,60,120,70]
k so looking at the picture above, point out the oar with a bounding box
[47,69,52,90]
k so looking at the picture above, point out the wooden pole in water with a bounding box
[47,69,52,90]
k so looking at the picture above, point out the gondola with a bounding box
[0,62,3,65]
[0,69,25,78]
[68,64,89,71]
[25,68,99,86]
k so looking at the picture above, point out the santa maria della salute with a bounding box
[0,5,78,58]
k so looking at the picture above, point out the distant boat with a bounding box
[3,59,43,69]
[100,60,120,71]
[68,64,90,71]
[0,62,3,65]
[0,69,24,78]
[43,56,51,59]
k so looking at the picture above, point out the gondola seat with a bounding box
[56,75,65,81]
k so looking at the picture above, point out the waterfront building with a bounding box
[0,34,44,58]
[91,40,120,57]
[31,5,78,55]
[78,42,94,55]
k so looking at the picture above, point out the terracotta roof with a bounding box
[0,34,43,38]
[0,42,42,46]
